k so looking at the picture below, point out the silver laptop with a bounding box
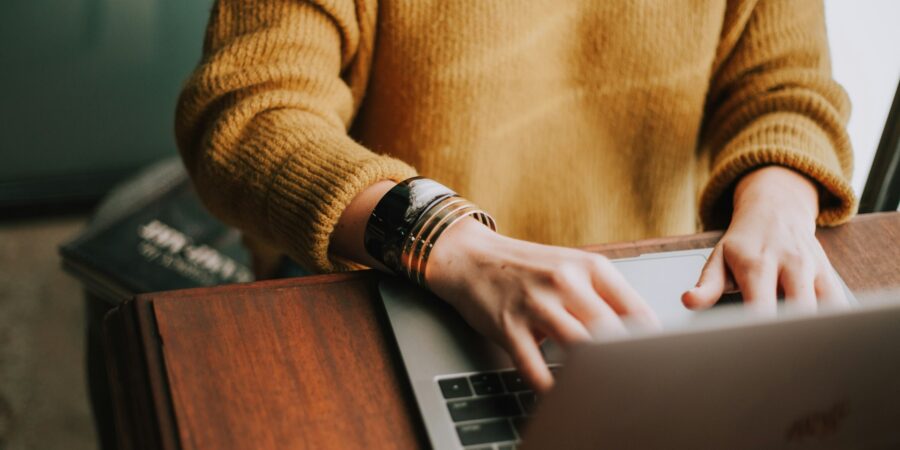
[378,249,900,449]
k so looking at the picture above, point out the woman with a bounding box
[176,0,855,391]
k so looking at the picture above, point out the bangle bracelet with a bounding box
[403,197,471,282]
[364,177,455,274]
[401,196,469,277]
[406,199,494,287]
[364,177,496,286]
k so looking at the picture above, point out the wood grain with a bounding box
[152,272,426,449]
[814,213,900,292]
[105,212,900,450]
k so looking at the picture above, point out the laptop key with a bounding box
[456,420,516,446]
[470,372,504,395]
[500,370,529,392]
[447,394,521,422]
[439,377,473,399]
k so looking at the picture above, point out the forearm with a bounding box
[698,0,854,229]
[177,0,417,273]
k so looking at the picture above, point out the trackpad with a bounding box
[542,251,711,362]
[612,252,709,328]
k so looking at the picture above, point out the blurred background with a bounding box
[0,1,213,449]
[0,1,897,449]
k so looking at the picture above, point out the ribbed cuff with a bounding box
[265,129,417,273]
[700,112,857,229]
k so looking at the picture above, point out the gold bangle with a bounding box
[402,198,495,288]
[411,202,479,286]
[401,196,468,280]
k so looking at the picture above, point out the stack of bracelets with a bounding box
[364,177,497,288]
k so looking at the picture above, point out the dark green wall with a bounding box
[0,0,212,207]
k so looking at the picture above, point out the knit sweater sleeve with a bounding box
[175,0,416,273]
[699,0,856,230]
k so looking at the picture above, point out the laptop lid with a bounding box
[523,295,900,450]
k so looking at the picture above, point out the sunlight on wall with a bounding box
[824,0,900,197]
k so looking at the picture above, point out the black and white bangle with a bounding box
[364,177,496,286]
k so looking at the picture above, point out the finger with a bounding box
[532,301,593,346]
[779,264,817,312]
[733,256,779,314]
[504,324,553,392]
[815,267,849,308]
[683,245,726,310]
[587,257,660,327]
[805,241,849,308]
[554,275,629,334]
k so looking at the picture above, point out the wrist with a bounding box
[426,217,500,290]
[733,166,819,222]
[360,177,496,285]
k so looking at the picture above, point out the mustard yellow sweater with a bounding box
[176,0,855,273]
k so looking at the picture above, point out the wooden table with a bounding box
[104,212,900,450]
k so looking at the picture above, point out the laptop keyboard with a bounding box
[437,366,559,449]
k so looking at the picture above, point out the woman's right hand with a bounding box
[426,219,659,392]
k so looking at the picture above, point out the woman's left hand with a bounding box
[682,165,848,313]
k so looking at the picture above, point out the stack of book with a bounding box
[60,158,254,303]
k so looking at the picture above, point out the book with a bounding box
[60,158,254,303]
